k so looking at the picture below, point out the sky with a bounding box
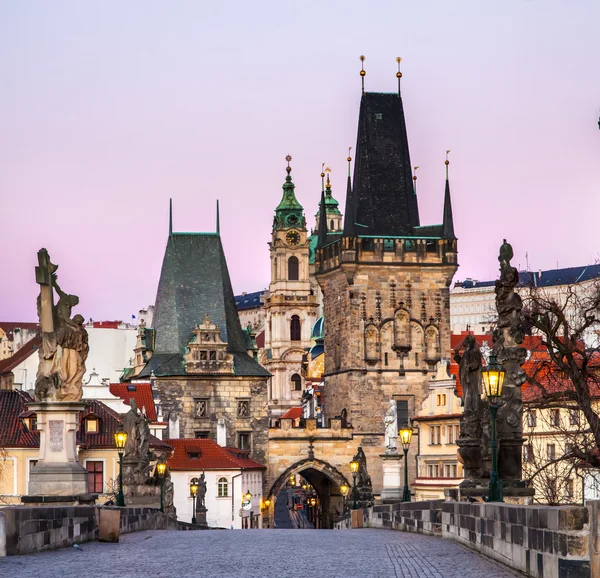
[1,0,600,322]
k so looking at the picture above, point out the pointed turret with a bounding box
[169,198,173,236]
[442,154,456,240]
[342,152,356,236]
[216,199,220,235]
[274,155,304,231]
[317,188,327,248]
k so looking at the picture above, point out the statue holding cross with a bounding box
[34,249,89,402]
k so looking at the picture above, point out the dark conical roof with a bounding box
[442,178,456,240]
[140,233,269,377]
[344,92,420,236]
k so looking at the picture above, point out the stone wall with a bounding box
[0,506,181,556]
[334,501,598,578]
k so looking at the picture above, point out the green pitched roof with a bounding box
[274,166,305,230]
[139,233,269,378]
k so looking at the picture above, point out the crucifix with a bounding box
[35,248,57,334]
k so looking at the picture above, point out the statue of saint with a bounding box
[197,472,207,509]
[383,400,398,452]
[34,249,88,402]
[454,334,482,414]
[123,399,150,461]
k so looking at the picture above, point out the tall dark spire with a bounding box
[169,198,173,236]
[216,199,220,235]
[342,149,356,236]
[442,151,456,240]
[317,187,327,248]
[344,90,420,236]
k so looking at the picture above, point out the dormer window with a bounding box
[188,452,200,460]
[86,418,99,434]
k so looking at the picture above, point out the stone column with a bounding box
[27,402,88,497]
[380,453,402,502]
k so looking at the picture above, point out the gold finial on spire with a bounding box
[321,162,325,192]
[285,154,292,175]
[347,147,353,177]
[325,166,332,190]
[413,165,419,194]
[445,150,451,179]
[396,57,402,92]
[360,55,366,94]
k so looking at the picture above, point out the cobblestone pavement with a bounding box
[0,529,524,578]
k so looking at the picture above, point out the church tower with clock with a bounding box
[263,156,320,420]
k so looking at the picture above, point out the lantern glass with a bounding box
[265,498,271,508]
[399,426,413,451]
[482,353,505,400]
[340,484,349,497]
[350,459,359,473]
[156,462,166,477]
[245,490,252,502]
[114,427,127,450]
[289,475,296,486]
[190,483,198,496]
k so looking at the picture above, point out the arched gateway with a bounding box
[268,458,352,529]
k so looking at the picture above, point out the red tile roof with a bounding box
[109,382,157,421]
[0,322,39,336]
[166,438,266,471]
[255,330,265,349]
[0,390,171,453]
[281,407,303,420]
[0,336,42,374]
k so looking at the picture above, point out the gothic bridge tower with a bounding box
[314,64,459,493]
[263,157,320,420]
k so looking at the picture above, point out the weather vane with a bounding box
[360,55,366,94]
[445,150,451,178]
[285,154,292,174]
[396,57,402,92]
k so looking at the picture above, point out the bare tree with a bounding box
[522,275,600,471]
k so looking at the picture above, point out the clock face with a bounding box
[286,230,300,246]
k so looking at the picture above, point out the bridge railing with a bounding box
[335,499,600,578]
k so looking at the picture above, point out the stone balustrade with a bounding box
[334,500,600,578]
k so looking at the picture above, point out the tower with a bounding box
[314,64,458,493]
[263,157,320,419]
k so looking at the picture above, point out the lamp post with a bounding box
[399,424,413,502]
[482,352,506,503]
[114,424,127,507]
[350,459,359,510]
[190,478,199,524]
[156,461,167,513]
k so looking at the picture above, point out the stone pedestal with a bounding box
[196,505,207,526]
[351,509,363,529]
[380,453,402,503]
[27,402,88,497]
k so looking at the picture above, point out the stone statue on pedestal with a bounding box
[353,447,374,508]
[34,249,88,402]
[383,400,398,453]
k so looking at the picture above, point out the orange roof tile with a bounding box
[109,382,157,421]
[166,438,266,471]
[281,407,303,420]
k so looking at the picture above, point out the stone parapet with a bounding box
[334,500,597,578]
[0,506,186,556]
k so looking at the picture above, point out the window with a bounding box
[436,394,447,407]
[194,431,210,439]
[426,464,439,477]
[547,444,556,461]
[29,417,37,431]
[447,425,454,444]
[195,399,208,418]
[218,477,229,497]
[209,350,217,360]
[238,400,250,417]
[565,442,573,455]
[455,425,460,441]
[383,239,394,252]
[549,409,560,427]
[330,220,334,231]
[569,410,580,426]
[86,418,98,434]
[384,352,388,366]
[238,432,251,450]
[291,374,302,391]
[188,452,200,460]
[429,425,441,445]
[524,444,534,463]
[288,256,299,281]
[527,410,537,428]
[290,316,301,341]
[566,478,574,499]
[86,461,103,494]
[200,350,208,360]
[396,400,409,428]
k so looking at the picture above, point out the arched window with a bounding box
[218,477,228,497]
[288,256,299,280]
[330,219,334,231]
[291,374,302,391]
[290,315,301,341]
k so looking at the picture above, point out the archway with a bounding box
[267,458,351,529]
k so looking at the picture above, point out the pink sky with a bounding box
[2,1,600,322]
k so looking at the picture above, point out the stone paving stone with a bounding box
[0,529,524,578]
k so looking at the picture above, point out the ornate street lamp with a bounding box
[114,424,127,507]
[350,458,359,510]
[245,490,252,504]
[190,478,199,524]
[482,352,506,502]
[289,474,296,487]
[302,483,308,491]
[156,461,167,513]
[339,484,349,498]
[399,424,413,502]
[309,497,317,507]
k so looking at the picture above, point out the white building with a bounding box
[450,265,600,336]
[167,438,266,529]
